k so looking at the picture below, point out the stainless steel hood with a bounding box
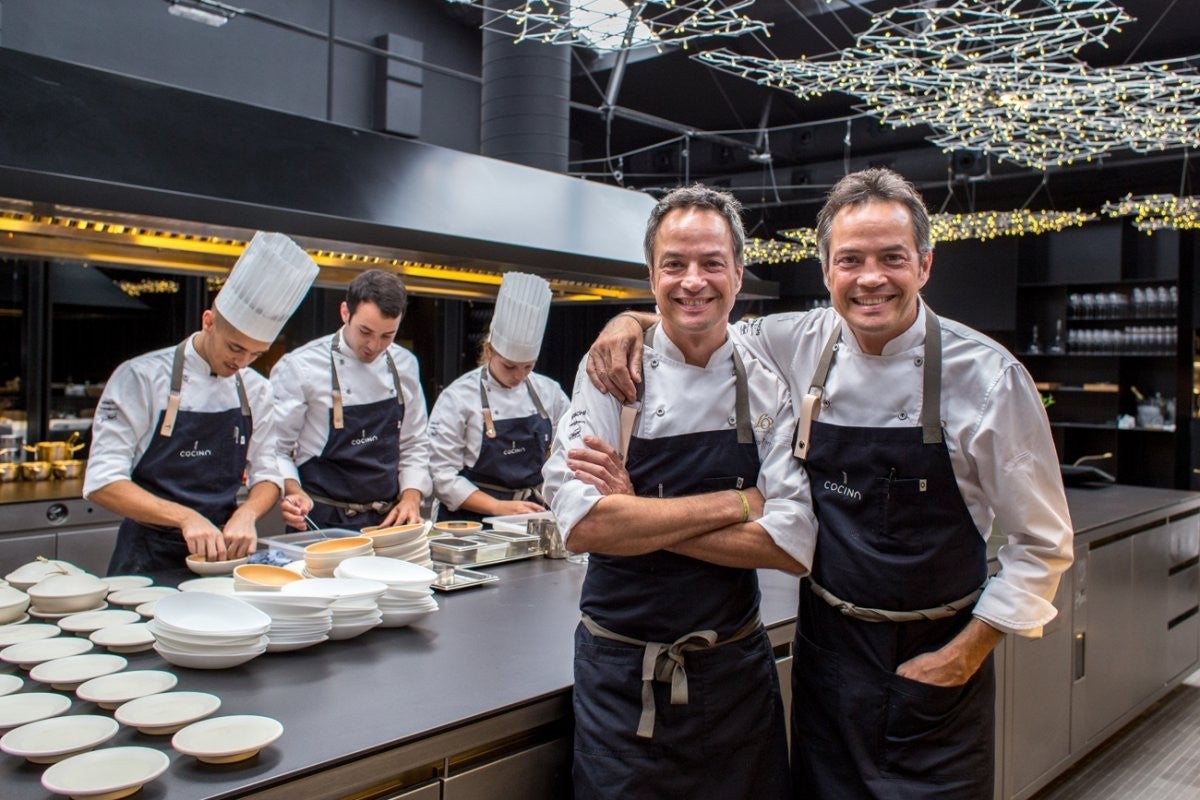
[0,48,778,303]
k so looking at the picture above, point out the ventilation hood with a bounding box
[0,48,777,303]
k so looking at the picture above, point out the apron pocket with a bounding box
[791,630,854,756]
[573,632,664,759]
[880,666,994,781]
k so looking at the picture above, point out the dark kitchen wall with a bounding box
[0,0,482,153]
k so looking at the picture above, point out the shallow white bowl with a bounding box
[152,591,271,637]
[186,553,249,575]
[1,714,119,763]
[0,673,23,696]
[27,574,109,614]
[107,586,179,607]
[0,584,31,623]
[0,692,72,730]
[41,745,170,799]
[432,520,484,535]
[30,653,127,690]
[4,560,87,592]
[361,522,426,549]
[280,577,388,602]
[133,601,158,618]
[89,623,156,653]
[153,641,266,670]
[233,591,335,618]
[379,607,437,628]
[58,608,141,635]
[29,602,107,620]
[1,636,94,668]
[76,670,178,710]
[0,622,61,647]
[114,690,221,734]
[178,576,236,595]
[172,714,284,763]
[100,576,153,594]
[334,556,436,587]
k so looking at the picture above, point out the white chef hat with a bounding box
[214,231,320,343]
[489,272,552,363]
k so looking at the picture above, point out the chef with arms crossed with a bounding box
[582,168,1074,799]
[542,184,816,800]
[271,269,431,531]
[85,232,318,575]
[427,272,569,524]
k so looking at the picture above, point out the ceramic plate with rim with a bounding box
[76,670,178,710]
[171,714,283,763]
[0,612,31,626]
[101,575,153,594]
[0,673,24,696]
[1,714,119,763]
[0,692,72,729]
[107,586,179,607]
[178,576,236,595]
[0,622,61,647]
[57,608,141,635]
[29,601,107,620]
[115,690,221,734]
[30,653,128,690]
[41,745,170,799]
[89,623,155,653]
[1,635,94,668]
[133,601,158,618]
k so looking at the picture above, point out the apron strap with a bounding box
[479,367,497,439]
[793,324,841,460]
[160,338,250,437]
[308,491,397,517]
[581,612,760,739]
[807,577,985,623]
[329,330,404,432]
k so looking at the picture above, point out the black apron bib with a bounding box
[573,330,790,800]
[298,332,404,531]
[436,367,552,524]
[791,311,994,800]
[107,340,251,575]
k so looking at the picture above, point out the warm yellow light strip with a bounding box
[1102,193,1200,232]
[744,236,818,265]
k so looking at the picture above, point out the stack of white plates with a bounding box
[303,537,374,578]
[148,592,270,669]
[280,578,385,640]
[177,577,236,595]
[334,557,438,628]
[361,522,433,567]
[233,592,334,652]
[101,576,153,595]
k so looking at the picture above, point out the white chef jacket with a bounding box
[428,368,570,512]
[83,336,283,499]
[543,326,818,570]
[735,303,1074,637]
[269,329,433,498]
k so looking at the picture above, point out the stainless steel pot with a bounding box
[51,459,84,479]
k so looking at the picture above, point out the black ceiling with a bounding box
[555,0,1200,238]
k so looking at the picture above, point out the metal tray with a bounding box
[431,567,499,592]
[429,532,545,566]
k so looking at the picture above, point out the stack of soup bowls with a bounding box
[26,575,109,617]
[302,537,374,578]
[333,557,438,627]
[233,592,335,652]
[4,560,87,592]
[361,523,433,568]
[232,565,303,592]
[280,578,385,640]
[148,592,270,669]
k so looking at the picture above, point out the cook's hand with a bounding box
[896,619,1003,687]
[586,315,644,404]
[386,493,424,526]
[181,513,226,562]
[567,435,633,496]
[281,491,314,530]
[222,516,257,560]
[494,499,547,516]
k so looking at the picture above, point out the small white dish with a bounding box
[30,653,128,690]
[76,670,178,710]
[178,576,237,595]
[101,576,154,594]
[4,560,87,592]
[0,622,61,646]
[1,714,119,763]
[1,612,31,626]
[115,690,221,734]
[107,586,179,607]
[133,601,158,618]
[1,636,94,668]
[41,745,170,799]
[334,556,437,587]
[152,592,271,636]
[58,608,141,635]
[27,574,110,614]
[186,553,249,575]
[89,623,156,653]
[153,641,266,670]
[30,601,108,620]
[0,692,72,729]
[0,673,24,696]
[172,714,284,763]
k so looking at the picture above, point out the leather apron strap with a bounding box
[581,612,762,739]
[160,338,249,437]
[807,578,985,623]
[479,366,550,440]
[330,331,403,431]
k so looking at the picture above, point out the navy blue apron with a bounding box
[298,332,404,531]
[791,310,994,799]
[573,330,791,800]
[436,367,552,524]
[107,339,251,576]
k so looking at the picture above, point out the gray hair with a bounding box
[643,184,746,266]
[816,168,933,266]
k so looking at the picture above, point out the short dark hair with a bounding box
[643,184,745,267]
[346,269,408,319]
[816,168,933,266]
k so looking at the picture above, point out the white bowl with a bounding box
[153,641,266,670]
[280,577,388,602]
[152,591,271,637]
[172,714,284,763]
[30,653,127,690]
[1,714,119,763]
[432,520,484,535]
[361,522,426,549]
[76,670,178,710]
[0,622,61,647]
[0,673,23,696]
[186,553,249,575]
[4,560,87,592]
[89,623,156,653]
[233,564,304,590]
[100,575,153,594]
[41,745,170,799]
[379,607,437,628]
[107,586,179,607]
[0,585,31,623]
[0,692,72,730]
[27,574,109,614]
[115,690,221,735]
[178,576,237,595]
[334,556,436,587]
[29,601,107,620]
[134,601,158,618]
[57,608,141,635]
[1,636,94,668]
[233,591,335,618]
